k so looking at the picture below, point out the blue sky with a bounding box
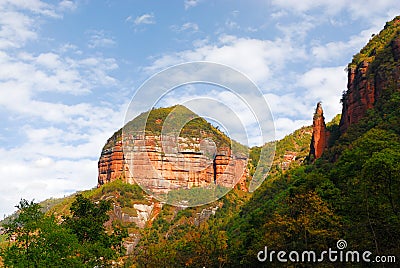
[0,0,399,216]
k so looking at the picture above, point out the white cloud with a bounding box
[271,0,341,14]
[0,154,98,216]
[1,0,59,17]
[0,11,37,49]
[262,67,346,137]
[36,52,62,68]
[311,27,378,62]
[270,0,400,19]
[276,17,316,41]
[0,43,128,215]
[274,117,310,140]
[0,99,128,216]
[0,50,118,99]
[171,22,199,33]
[145,35,306,87]
[184,0,202,10]
[143,33,327,144]
[58,43,81,54]
[129,13,156,25]
[344,0,400,20]
[88,30,116,48]
[271,10,288,19]
[298,66,347,120]
[310,14,400,64]
[0,0,78,49]
[0,0,128,216]
[58,0,78,11]
[34,157,54,168]
[264,93,310,118]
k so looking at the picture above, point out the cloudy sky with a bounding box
[0,0,399,216]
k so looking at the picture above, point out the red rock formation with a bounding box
[98,134,248,193]
[309,102,329,160]
[339,18,400,133]
[98,141,128,186]
[339,60,377,133]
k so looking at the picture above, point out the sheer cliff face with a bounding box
[98,135,248,192]
[309,102,329,160]
[340,17,400,133]
[339,60,378,133]
[309,17,400,160]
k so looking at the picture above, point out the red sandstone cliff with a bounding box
[339,60,377,133]
[98,134,248,193]
[339,17,400,133]
[309,102,329,160]
[311,17,400,159]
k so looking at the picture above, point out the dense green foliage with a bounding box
[126,189,251,267]
[0,200,82,267]
[63,194,127,267]
[0,196,126,267]
[166,185,230,206]
[349,15,400,68]
[274,126,312,162]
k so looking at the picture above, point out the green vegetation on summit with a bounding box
[104,105,235,150]
[349,15,400,68]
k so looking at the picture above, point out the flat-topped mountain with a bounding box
[98,105,249,196]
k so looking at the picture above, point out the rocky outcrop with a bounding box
[281,151,297,170]
[98,142,127,185]
[339,60,377,133]
[309,102,329,160]
[308,17,400,160]
[194,205,219,226]
[339,17,400,133]
[112,202,163,229]
[98,134,248,193]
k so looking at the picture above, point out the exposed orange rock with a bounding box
[339,19,400,133]
[98,142,127,185]
[309,102,329,160]
[339,60,376,133]
[281,151,297,170]
[98,135,248,193]
[309,18,400,160]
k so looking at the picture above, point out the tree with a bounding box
[63,194,126,267]
[361,148,400,255]
[1,195,127,267]
[0,199,82,267]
